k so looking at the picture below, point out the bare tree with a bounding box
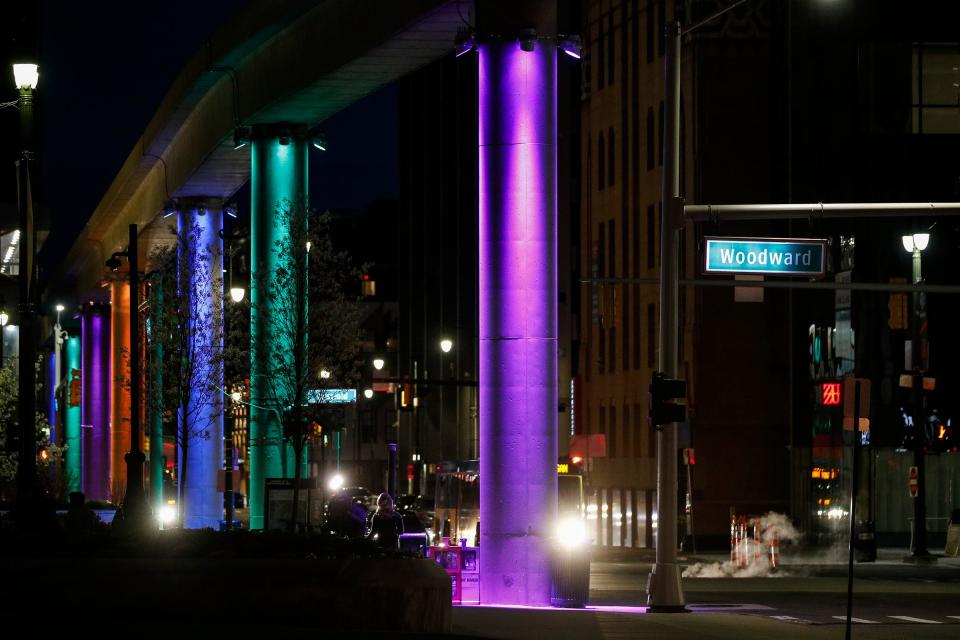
[254,198,364,529]
[148,222,225,525]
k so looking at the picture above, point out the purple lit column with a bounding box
[81,304,111,501]
[179,198,225,529]
[478,3,558,606]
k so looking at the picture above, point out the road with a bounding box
[452,548,960,639]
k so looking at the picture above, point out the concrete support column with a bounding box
[179,198,225,529]
[64,336,82,494]
[110,280,131,502]
[81,303,110,501]
[249,123,309,530]
[149,275,165,512]
[477,0,558,606]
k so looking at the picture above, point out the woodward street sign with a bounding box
[704,237,828,277]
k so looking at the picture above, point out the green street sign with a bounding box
[704,237,828,277]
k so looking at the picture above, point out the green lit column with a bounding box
[249,123,308,530]
[150,273,164,511]
[64,336,81,494]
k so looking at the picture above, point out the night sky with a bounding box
[2,0,398,275]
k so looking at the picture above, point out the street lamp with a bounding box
[363,388,374,400]
[13,61,40,514]
[319,369,331,380]
[12,64,39,91]
[373,357,385,371]
[105,224,150,532]
[229,286,245,303]
[902,231,933,561]
[439,338,453,354]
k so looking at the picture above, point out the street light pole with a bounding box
[14,63,39,517]
[903,234,933,560]
[113,224,150,532]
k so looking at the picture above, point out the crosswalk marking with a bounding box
[888,615,942,624]
[831,616,878,624]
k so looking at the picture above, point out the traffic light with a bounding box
[68,368,82,407]
[649,371,686,429]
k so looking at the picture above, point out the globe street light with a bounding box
[363,388,374,399]
[439,338,453,354]
[903,231,933,560]
[373,357,385,371]
[229,286,246,303]
[319,369,331,380]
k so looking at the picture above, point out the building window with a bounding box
[633,286,641,369]
[646,0,654,63]
[598,132,606,191]
[608,11,616,85]
[598,17,605,90]
[658,0,666,57]
[598,222,606,374]
[599,405,607,452]
[610,405,617,458]
[648,415,656,458]
[646,204,655,269]
[912,43,960,134]
[646,108,655,170]
[632,207,640,277]
[658,101,664,165]
[607,220,616,371]
[623,404,631,460]
[647,303,656,368]
[634,402,643,458]
[608,127,616,187]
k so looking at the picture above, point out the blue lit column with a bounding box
[179,198,225,529]
[478,2,558,606]
[249,124,309,530]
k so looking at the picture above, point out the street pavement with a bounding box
[451,547,960,639]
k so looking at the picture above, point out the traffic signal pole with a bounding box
[647,18,685,611]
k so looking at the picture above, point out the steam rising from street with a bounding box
[683,512,801,578]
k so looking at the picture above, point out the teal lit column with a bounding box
[249,123,309,530]
[64,336,81,494]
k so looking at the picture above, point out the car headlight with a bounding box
[157,506,176,527]
[556,517,588,549]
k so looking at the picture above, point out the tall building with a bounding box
[578,0,960,549]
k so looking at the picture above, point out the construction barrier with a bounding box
[730,514,780,568]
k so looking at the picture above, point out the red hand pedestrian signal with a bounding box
[821,382,841,406]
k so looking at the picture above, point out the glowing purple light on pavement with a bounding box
[479,37,558,606]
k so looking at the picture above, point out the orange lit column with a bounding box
[110,279,132,502]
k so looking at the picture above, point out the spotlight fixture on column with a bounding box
[233,126,252,150]
[162,199,178,219]
[312,133,328,151]
[519,28,538,52]
[105,253,123,272]
[558,34,583,59]
[455,30,476,58]
[225,203,238,218]
[278,127,292,145]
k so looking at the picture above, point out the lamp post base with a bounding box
[646,562,687,612]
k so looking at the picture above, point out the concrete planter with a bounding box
[0,556,451,632]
